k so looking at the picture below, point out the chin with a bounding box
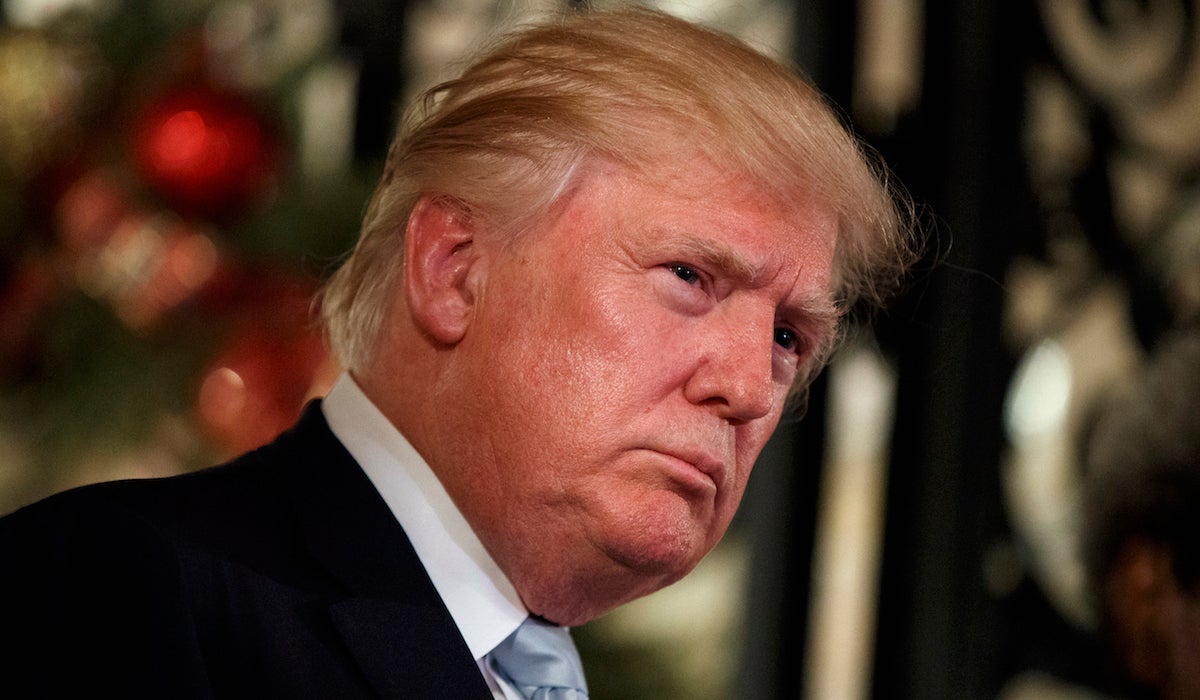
[599,507,716,587]
[516,525,711,626]
[512,498,725,625]
[521,560,692,627]
[608,536,700,578]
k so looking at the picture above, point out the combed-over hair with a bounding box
[321,7,917,371]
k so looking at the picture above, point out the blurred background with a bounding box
[1,0,1198,698]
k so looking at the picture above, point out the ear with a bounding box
[404,195,482,345]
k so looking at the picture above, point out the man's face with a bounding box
[444,152,838,621]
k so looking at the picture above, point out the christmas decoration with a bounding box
[0,0,372,514]
[196,316,335,457]
[0,254,59,379]
[193,267,336,455]
[0,29,95,182]
[132,84,280,220]
[53,167,221,329]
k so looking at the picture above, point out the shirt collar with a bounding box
[321,373,528,660]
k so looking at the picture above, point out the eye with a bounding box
[668,263,701,284]
[774,326,803,353]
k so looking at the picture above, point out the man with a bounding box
[0,7,914,698]
[1083,331,1200,699]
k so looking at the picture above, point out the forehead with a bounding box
[565,155,839,282]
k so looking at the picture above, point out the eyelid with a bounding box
[773,325,803,355]
[776,318,825,361]
[667,261,713,291]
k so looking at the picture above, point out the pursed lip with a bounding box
[646,445,726,490]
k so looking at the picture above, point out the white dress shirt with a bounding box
[321,373,528,699]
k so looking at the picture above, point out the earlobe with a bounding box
[404,195,481,345]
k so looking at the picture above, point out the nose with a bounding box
[684,311,777,423]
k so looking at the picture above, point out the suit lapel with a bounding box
[328,597,496,698]
[269,403,492,699]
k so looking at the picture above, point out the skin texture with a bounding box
[359,151,839,626]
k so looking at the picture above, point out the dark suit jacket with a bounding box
[0,402,493,699]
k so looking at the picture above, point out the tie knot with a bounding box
[488,617,589,700]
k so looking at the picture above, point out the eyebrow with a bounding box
[670,234,841,324]
[800,297,843,361]
[799,295,841,331]
[671,234,763,285]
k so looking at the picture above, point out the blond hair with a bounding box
[321,7,917,371]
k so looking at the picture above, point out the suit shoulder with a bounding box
[0,403,358,586]
[7,441,261,517]
[0,450,258,560]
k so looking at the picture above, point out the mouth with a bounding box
[645,447,724,494]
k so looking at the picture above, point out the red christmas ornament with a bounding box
[194,271,336,456]
[196,325,329,456]
[132,84,279,219]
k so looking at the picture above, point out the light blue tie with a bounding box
[487,616,589,700]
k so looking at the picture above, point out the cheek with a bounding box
[480,289,646,450]
[559,284,694,390]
